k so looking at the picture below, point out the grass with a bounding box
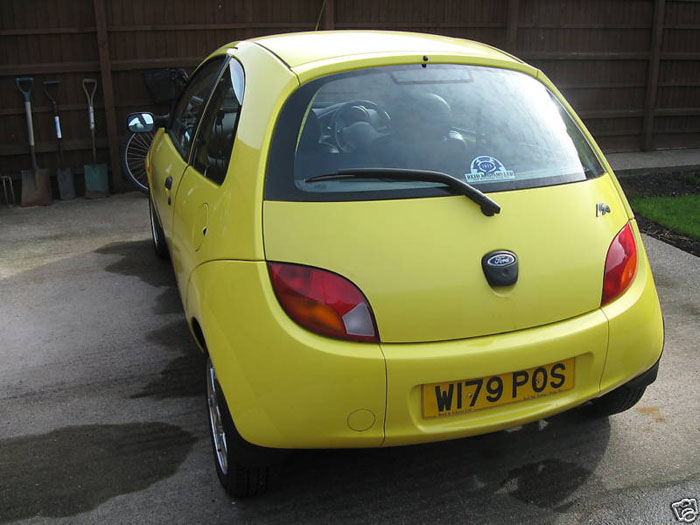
[630,194,700,241]
[679,171,700,189]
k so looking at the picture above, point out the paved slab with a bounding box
[0,193,698,524]
[607,147,700,177]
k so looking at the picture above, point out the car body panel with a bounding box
[182,243,662,449]
[149,129,187,239]
[263,176,628,343]
[149,43,298,267]
[599,220,664,393]
[143,31,664,450]
[252,30,520,69]
[534,69,635,219]
[186,259,387,448]
[170,167,223,295]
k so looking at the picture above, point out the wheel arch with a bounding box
[190,316,208,354]
[185,264,207,355]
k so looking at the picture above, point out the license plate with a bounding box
[422,358,575,418]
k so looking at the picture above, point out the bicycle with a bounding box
[121,68,188,193]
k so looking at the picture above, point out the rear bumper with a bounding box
[624,356,660,390]
[381,309,610,446]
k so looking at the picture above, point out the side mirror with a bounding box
[127,112,155,133]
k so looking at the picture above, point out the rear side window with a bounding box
[169,58,224,160]
[265,64,604,202]
[191,59,245,185]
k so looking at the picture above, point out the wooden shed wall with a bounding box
[1,0,699,192]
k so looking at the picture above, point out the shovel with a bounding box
[16,77,53,207]
[44,80,75,200]
[82,78,109,198]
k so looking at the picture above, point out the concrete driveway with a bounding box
[1,192,698,524]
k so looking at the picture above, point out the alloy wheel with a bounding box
[206,358,228,475]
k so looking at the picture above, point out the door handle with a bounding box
[164,176,173,190]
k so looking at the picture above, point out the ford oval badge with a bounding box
[482,250,518,287]
[487,253,515,267]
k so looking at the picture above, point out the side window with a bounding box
[169,58,224,159]
[192,59,245,185]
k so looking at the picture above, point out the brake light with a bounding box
[601,222,638,306]
[267,262,379,342]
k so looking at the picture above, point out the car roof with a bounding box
[250,30,519,70]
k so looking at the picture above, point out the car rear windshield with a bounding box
[265,64,605,202]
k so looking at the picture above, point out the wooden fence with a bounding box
[1,0,699,194]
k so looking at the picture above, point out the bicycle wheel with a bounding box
[121,130,155,193]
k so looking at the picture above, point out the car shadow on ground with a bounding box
[236,412,610,523]
[93,239,612,522]
[0,240,201,523]
[95,240,206,400]
[94,239,173,288]
[95,239,182,316]
[0,423,196,523]
[134,320,206,399]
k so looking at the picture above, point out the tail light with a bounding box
[601,222,638,306]
[267,262,379,342]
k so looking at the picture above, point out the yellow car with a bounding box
[128,31,664,497]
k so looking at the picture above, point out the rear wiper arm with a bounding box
[305,168,501,216]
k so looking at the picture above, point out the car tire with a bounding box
[206,357,286,497]
[149,198,169,260]
[580,385,646,417]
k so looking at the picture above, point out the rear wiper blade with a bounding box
[305,168,501,216]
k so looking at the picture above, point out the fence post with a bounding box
[506,0,520,52]
[643,0,665,152]
[93,0,123,192]
[324,0,335,30]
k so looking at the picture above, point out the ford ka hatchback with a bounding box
[128,31,664,497]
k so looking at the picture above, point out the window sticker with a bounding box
[466,156,515,182]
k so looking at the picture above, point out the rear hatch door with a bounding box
[263,175,627,343]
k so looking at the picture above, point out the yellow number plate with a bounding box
[422,358,575,418]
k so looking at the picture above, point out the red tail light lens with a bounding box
[601,222,638,306]
[267,262,379,343]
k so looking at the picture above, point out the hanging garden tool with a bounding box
[82,78,109,198]
[16,77,53,206]
[43,80,75,200]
